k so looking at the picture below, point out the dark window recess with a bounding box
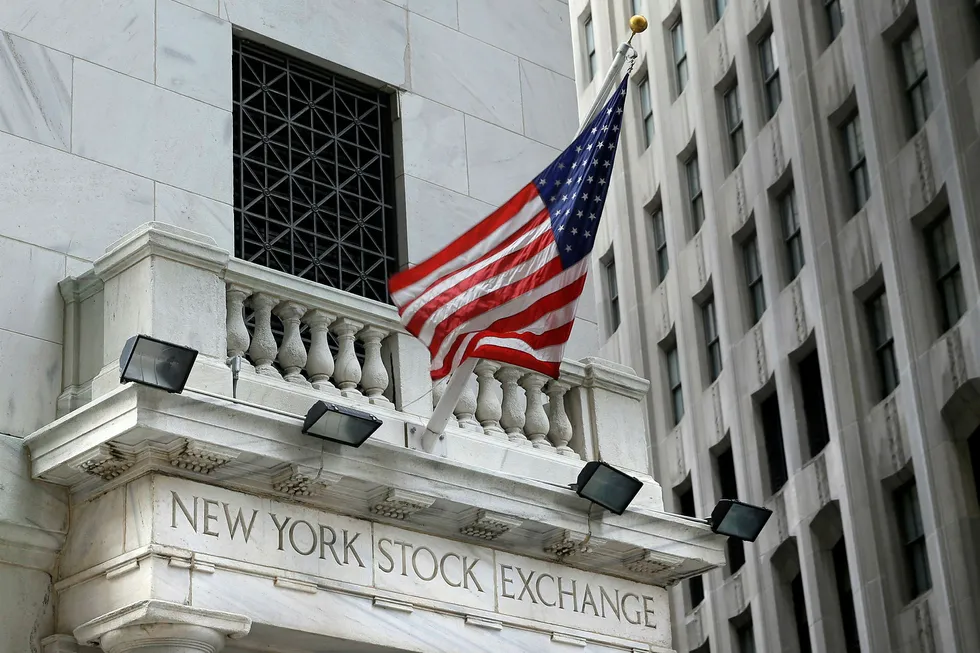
[667,346,685,426]
[780,187,805,280]
[866,290,899,399]
[714,0,728,23]
[735,618,757,653]
[843,114,870,214]
[652,210,670,283]
[925,214,966,332]
[725,84,746,170]
[639,76,655,148]
[678,487,704,608]
[703,298,723,383]
[605,254,620,333]
[233,37,398,304]
[687,154,705,234]
[970,426,980,509]
[717,448,745,572]
[899,25,933,134]
[791,573,814,653]
[672,19,689,95]
[743,235,766,324]
[894,480,932,600]
[825,0,844,43]
[799,350,831,456]
[761,394,789,493]
[832,539,862,653]
[759,32,782,119]
[585,17,597,81]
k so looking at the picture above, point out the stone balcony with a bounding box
[23,223,724,651]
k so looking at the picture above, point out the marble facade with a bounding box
[0,1,723,651]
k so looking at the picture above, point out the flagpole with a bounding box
[419,15,649,454]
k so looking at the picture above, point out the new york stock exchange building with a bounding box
[0,2,727,652]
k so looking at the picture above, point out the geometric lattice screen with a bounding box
[233,37,398,304]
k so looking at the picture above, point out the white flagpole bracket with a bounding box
[421,357,479,452]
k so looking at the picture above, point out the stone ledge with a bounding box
[73,600,251,646]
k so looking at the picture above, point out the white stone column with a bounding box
[303,309,336,392]
[358,325,390,404]
[520,372,552,450]
[247,292,281,379]
[274,301,309,386]
[74,601,250,653]
[331,317,363,396]
[474,360,506,439]
[496,366,528,444]
[224,285,251,365]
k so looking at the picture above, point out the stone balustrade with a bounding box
[57,223,654,479]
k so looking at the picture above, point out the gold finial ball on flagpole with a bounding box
[630,15,649,34]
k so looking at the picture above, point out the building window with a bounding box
[233,37,397,304]
[716,447,746,572]
[725,84,746,169]
[825,0,844,43]
[672,19,689,95]
[843,114,870,213]
[866,290,898,399]
[743,235,766,324]
[667,345,685,426]
[735,618,756,653]
[714,0,728,24]
[585,16,597,81]
[832,539,862,653]
[899,25,932,134]
[791,573,814,653]
[968,427,980,508]
[780,187,805,280]
[894,479,932,600]
[925,214,966,332]
[632,0,643,16]
[678,487,704,608]
[687,153,705,234]
[759,32,782,120]
[761,394,789,493]
[652,209,670,283]
[639,75,655,148]
[798,350,830,457]
[605,253,621,333]
[703,298,723,382]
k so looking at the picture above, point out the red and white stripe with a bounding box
[389,183,589,380]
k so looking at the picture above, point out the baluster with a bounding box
[359,325,390,404]
[454,374,481,431]
[226,285,252,368]
[304,309,336,392]
[520,372,552,449]
[247,292,281,378]
[546,380,576,457]
[275,301,309,386]
[496,366,527,444]
[332,318,363,396]
[475,360,505,439]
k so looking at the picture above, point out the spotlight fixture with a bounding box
[573,460,644,515]
[302,400,383,448]
[709,499,772,542]
[119,335,198,393]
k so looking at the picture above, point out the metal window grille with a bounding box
[233,37,398,305]
[825,0,844,42]
[843,114,870,212]
[743,235,766,323]
[666,346,685,426]
[725,84,745,169]
[639,76,654,148]
[585,17,597,80]
[687,154,704,234]
[672,20,688,95]
[900,25,932,134]
[894,480,932,599]
[866,290,898,398]
[780,187,805,279]
[702,298,722,382]
[925,214,966,332]
[759,33,782,119]
[652,209,670,283]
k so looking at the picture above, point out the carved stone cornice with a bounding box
[369,488,435,520]
[459,510,522,541]
[167,439,239,474]
[271,464,343,497]
[73,443,136,481]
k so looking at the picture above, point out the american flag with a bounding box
[389,77,629,380]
